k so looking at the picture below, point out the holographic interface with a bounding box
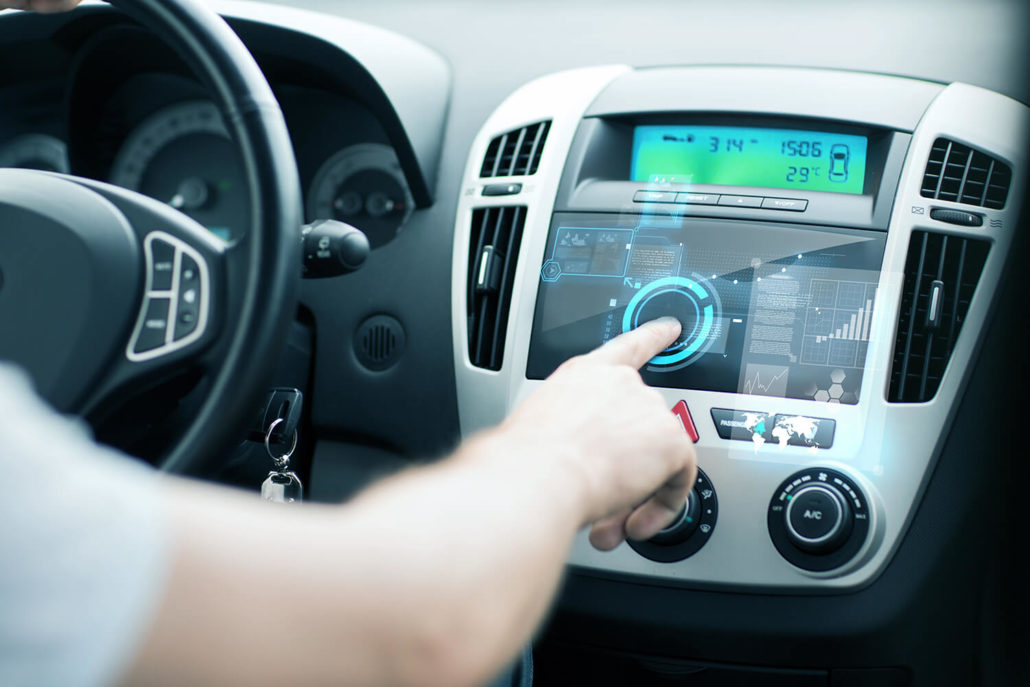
[527,215,887,405]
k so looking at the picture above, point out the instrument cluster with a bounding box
[1,77,413,248]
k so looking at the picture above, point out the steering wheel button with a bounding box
[175,297,200,339]
[180,255,200,284]
[149,239,176,291]
[175,311,198,340]
[134,297,171,353]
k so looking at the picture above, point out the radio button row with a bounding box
[632,190,808,213]
[761,197,808,211]
[717,194,763,208]
[633,190,678,203]
[675,192,720,205]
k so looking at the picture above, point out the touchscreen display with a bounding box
[631,125,868,195]
[528,215,887,405]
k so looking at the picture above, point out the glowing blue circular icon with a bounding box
[622,275,720,369]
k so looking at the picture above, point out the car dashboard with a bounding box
[1,1,1028,686]
[0,5,432,247]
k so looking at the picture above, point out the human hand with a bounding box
[0,0,80,12]
[499,316,697,551]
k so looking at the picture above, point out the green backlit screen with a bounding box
[631,125,868,195]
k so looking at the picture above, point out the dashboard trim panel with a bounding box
[452,66,1029,592]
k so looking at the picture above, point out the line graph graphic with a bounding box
[741,364,789,397]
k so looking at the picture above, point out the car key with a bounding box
[260,417,303,503]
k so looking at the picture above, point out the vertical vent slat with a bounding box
[945,240,967,352]
[479,137,501,177]
[896,233,928,400]
[888,231,990,403]
[490,133,509,178]
[527,121,550,175]
[467,206,527,371]
[479,120,552,178]
[506,127,528,176]
[920,137,1011,210]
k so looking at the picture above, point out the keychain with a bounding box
[260,417,303,503]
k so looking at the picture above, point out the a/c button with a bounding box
[786,484,846,546]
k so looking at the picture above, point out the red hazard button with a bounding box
[672,400,699,443]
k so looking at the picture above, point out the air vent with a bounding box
[920,137,1011,209]
[479,121,551,178]
[888,231,989,402]
[467,206,526,370]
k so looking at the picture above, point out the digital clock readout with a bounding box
[631,125,868,195]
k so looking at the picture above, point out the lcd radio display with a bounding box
[631,125,868,195]
[528,215,887,405]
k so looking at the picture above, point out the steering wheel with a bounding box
[0,0,301,474]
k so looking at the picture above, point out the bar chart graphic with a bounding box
[801,279,878,367]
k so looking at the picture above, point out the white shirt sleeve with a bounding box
[0,363,170,687]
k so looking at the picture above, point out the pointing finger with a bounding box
[586,316,682,369]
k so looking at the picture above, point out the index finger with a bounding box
[586,316,682,369]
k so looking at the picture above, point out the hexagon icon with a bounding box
[814,389,830,402]
[829,384,844,399]
[541,260,562,282]
[830,368,846,384]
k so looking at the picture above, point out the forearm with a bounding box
[124,319,692,687]
[338,430,590,685]
[125,429,589,687]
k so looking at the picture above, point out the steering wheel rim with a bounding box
[106,0,302,474]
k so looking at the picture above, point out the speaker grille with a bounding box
[354,315,406,371]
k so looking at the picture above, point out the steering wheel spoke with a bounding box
[0,0,302,474]
[64,174,231,417]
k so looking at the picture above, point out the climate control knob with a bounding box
[629,468,718,563]
[784,483,852,553]
[649,489,702,545]
[768,468,870,572]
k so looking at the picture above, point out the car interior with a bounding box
[0,1,1028,685]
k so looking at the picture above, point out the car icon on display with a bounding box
[829,144,850,182]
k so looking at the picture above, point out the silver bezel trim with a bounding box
[451,67,1029,590]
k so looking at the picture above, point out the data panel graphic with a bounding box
[528,215,886,405]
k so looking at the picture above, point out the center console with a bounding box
[451,66,1028,590]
